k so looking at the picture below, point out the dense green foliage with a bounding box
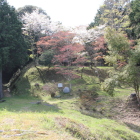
[87,9,102,29]
[0,0,28,98]
[88,0,131,33]
[103,27,140,101]
[38,50,54,68]
[0,0,28,71]
[129,0,140,39]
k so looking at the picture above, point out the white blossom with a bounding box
[21,9,51,35]
[21,9,66,36]
[71,24,106,45]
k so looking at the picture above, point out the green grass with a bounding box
[1,64,140,139]
[0,95,140,140]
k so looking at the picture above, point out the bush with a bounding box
[42,83,59,97]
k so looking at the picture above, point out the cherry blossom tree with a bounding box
[71,25,106,44]
[21,9,51,38]
[21,9,65,38]
[71,25,107,68]
[20,9,65,66]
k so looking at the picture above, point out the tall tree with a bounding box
[36,31,75,53]
[21,9,51,40]
[85,36,107,69]
[17,5,49,17]
[37,31,86,81]
[88,0,131,32]
[103,27,140,103]
[19,8,64,65]
[0,0,28,98]
[87,8,103,29]
[129,0,140,39]
[72,25,106,68]
[20,9,51,65]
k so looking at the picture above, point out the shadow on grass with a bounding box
[12,76,31,95]
[0,96,61,113]
[44,69,66,83]
[125,122,140,134]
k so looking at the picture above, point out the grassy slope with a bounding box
[0,65,140,140]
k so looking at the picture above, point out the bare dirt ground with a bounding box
[79,96,140,133]
[113,99,140,127]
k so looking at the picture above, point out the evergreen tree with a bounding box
[38,50,54,70]
[87,9,102,29]
[17,5,49,17]
[0,0,28,98]
[88,0,131,33]
[129,0,140,39]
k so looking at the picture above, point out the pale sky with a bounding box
[7,0,104,27]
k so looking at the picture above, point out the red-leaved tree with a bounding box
[53,43,86,80]
[85,36,107,69]
[36,31,75,53]
[37,31,86,82]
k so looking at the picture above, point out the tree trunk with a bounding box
[0,69,3,99]
[47,65,51,71]
[35,66,45,83]
[81,67,84,79]
[134,81,140,104]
